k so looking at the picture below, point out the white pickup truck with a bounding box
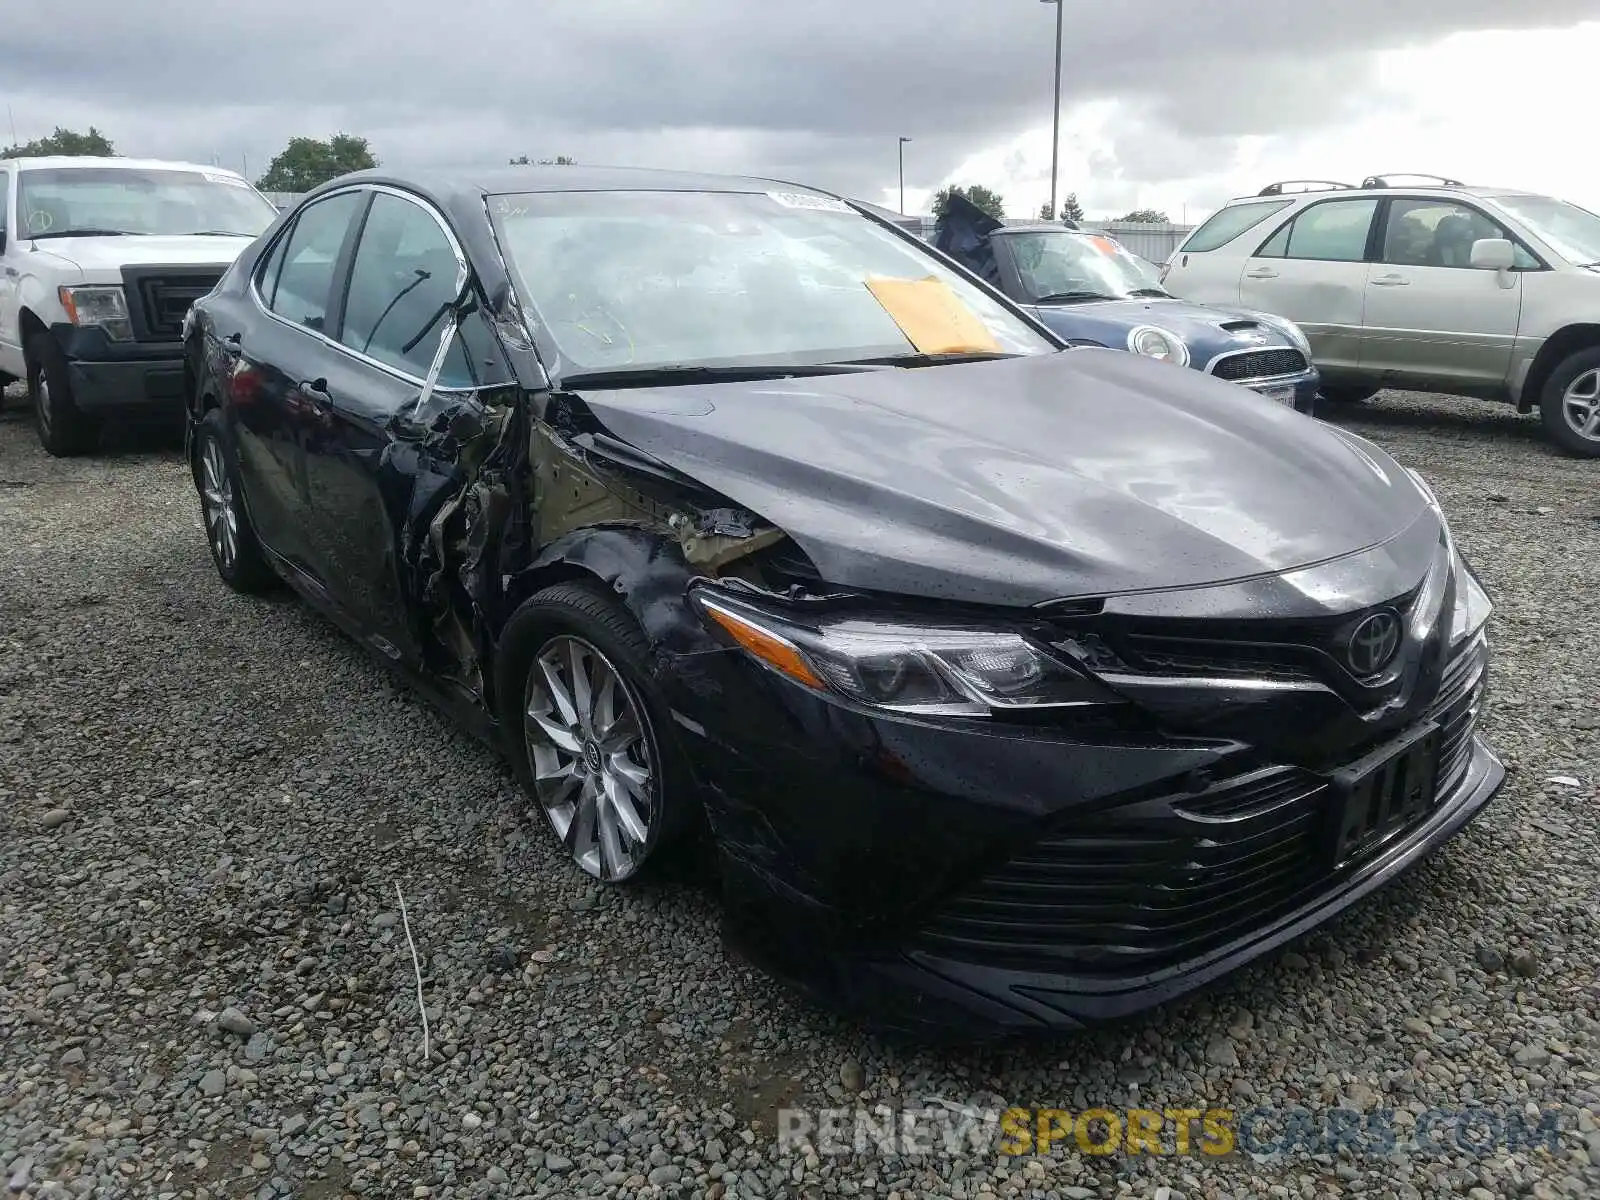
[0,156,278,454]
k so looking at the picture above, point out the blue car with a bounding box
[933,195,1320,414]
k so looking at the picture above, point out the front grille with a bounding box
[918,640,1487,976]
[1210,348,1308,382]
[121,267,225,342]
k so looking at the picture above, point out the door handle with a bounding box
[1244,268,1279,280]
[1372,275,1410,287]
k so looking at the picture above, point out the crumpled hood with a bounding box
[579,350,1431,607]
[1025,297,1299,356]
[23,235,254,278]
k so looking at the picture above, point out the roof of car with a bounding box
[991,222,1084,235]
[4,155,248,178]
[329,163,841,201]
[1226,181,1546,207]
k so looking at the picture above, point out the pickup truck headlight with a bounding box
[1127,324,1189,367]
[58,285,133,342]
[692,590,1119,716]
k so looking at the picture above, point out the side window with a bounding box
[1380,199,1539,269]
[1180,199,1292,253]
[1258,199,1378,263]
[264,192,365,331]
[340,192,470,383]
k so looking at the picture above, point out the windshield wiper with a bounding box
[1127,287,1172,298]
[31,228,134,239]
[842,351,1021,367]
[1034,290,1116,303]
[557,362,887,389]
[187,230,258,237]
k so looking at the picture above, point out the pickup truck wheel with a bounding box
[1540,348,1600,458]
[26,333,99,457]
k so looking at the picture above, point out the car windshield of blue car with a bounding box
[1006,230,1169,303]
[16,168,279,239]
[1484,193,1600,266]
[489,189,1056,375]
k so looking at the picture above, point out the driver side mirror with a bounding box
[1469,238,1515,271]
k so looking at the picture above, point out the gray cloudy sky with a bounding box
[8,0,1599,217]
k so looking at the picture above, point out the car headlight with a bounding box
[58,285,133,342]
[1448,549,1492,647]
[1126,324,1189,367]
[691,590,1119,716]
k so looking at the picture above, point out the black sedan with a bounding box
[182,165,1503,1038]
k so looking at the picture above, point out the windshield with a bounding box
[1486,193,1600,265]
[489,189,1055,375]
[16,167,278,239]
[1003,230,1166,302]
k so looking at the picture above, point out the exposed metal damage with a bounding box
[403,385,793,715]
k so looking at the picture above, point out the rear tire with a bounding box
[193,408,276,592]
[26,333,99,456]
[497,581,696,885]
[1320,383,1379,405]
[1538,347,1600,458]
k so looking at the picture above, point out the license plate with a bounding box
[1326,722,1441,867]
[1253,384,1296,407]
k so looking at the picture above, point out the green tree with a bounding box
[1,126,115,158]
[1039,192,1086,224]
[509,154,576,165]
[933,184,1005,222]
[1115,208,1170,224]
[255,134,378,192]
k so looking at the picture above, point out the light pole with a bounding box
[898,136,912,214]
[1040,0,1063,221]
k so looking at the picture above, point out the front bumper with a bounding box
[675,617,1499,1040]
[49,323,185,415]
[1237,368,1320,416]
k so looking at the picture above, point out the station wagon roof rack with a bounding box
[1359,173,1464,189]
[1257,180,1355,196]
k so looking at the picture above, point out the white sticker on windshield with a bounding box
[765,191,851,213]
[202,171,251,188]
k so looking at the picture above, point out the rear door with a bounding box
[1359,196,1529,391]
[1236,197,1381,373]
[228,189,367,574]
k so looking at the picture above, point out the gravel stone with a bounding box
[1,387,1597,1198]
[214,1006,256,1037]
[38,809,71,830]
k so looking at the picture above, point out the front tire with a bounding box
[1538,347,1600,458]
[498,582,693,884]
[26,333,99,457]
[193,409,275,592]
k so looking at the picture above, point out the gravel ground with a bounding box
[1,384,1597,1200]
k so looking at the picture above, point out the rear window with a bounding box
[1180,199,1293,253]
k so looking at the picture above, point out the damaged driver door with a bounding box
[303,188,484,670]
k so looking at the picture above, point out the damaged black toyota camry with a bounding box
[182,165,1503,1038]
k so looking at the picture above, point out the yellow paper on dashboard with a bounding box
[864,276,1002,355]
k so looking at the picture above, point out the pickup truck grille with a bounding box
[120,266,227,342]
[1210,348,1308,383]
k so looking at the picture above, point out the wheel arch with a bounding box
[1519,323,1600,413]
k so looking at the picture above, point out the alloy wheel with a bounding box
[199,437,239,570]
[1562,368,1600,443]
[523,634,657,881]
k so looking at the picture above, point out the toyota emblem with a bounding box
[1347,611,1402,676]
